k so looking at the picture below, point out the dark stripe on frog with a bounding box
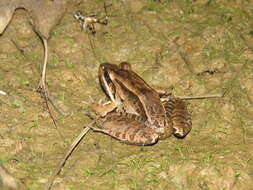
[124,113,146,123]
[113,79,147,118]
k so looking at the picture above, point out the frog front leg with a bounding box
[90,101,118,117]
[164,98,192,138]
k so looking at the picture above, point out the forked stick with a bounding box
[45,124,93,190]
[38,37,62,128]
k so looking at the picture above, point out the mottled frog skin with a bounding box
[90,62,191,145]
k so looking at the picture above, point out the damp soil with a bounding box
[0,1,253,189]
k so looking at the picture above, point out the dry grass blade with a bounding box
[45,124,93,190]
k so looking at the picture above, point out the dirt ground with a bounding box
[0,0,253,189]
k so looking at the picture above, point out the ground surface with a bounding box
[0,0,253,189]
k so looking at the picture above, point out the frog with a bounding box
[90,62,191,145]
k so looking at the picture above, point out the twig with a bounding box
[39,38,61,128]
[47,96,66,115]
[161,94,223,101]
[44,96,57,128]
[38,37,65,132]
[40,37,48,91]
[45,124,93,190]
[41,93,65,141]
[177,94,223,100]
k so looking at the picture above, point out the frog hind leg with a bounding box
[164,98,192,138]
[91,114,159,145]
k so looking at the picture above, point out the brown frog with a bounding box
[90,62,191,145]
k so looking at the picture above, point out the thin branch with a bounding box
[43,93,58,128]
[45,124,93,190]
[161,94,223,101]
[39,38,63,128]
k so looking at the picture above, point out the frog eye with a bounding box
[120,62,131,71]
